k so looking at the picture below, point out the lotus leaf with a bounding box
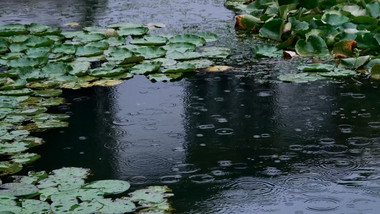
[194,32,218,42]
[184,59,214,69]
[91,79,124,86]
[356,33,379,50]
[50,188,104,202]
[20,199,51,214]
[16,171,48,185]
[68,61,90,76]
[201,47,231,59]
[298,64,335,72]
[83,180,131,195]
[0,183,38,197]
[131,36,168,46]
[132,46,166,59]
[9,43,28,53]
[319,68,356,77]
[130,62,162,75]
[323,14,349,26]
[76,46,104,57]
[169,35,206,47]
[253,45,282,58]
[150,58,177,67]
[166,51,202,61]
[73,33,105,43]
[332,40,357,58]
[105,47,133,60]
[129,186,171,205]
[118,27,149,36]
[295,35,330,58]
[39,187,58,201]
[0,142,29,154]
[366,2,380,18]
[163,43,196,53]
[83,26,106,34]
[10,153,40,165]
[341,56,370,70]
[278,73,325,83]
[161,63,195,73]
[34,89,62,97]
[371,63,380,80]
[289,17,309,32]
[259,18,284,41]
[0,88,33,96]
[148,73,181,82]
[90,67,126,77]
[0,161,23,176]
[7,58,42,68]
[97,198,136,213]
[52,44,77,55]
[25,36,54,48]
[109,22,143,29]
[0,24,27,36]
[85,41,109,50]
[104,37,126,46]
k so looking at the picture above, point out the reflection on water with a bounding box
[2,0,380,213]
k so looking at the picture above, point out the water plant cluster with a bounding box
[0,22,230,213]
[0,167,173,213]
[226,0,380,82]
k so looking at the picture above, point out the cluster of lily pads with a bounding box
[0,22,230,176]
[226,0,380,82]
[0,167,173,213]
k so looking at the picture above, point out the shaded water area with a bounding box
[2,0,380,213]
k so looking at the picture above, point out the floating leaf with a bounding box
[131,36,168,46]
[20,199,51,214]
[295,35,330,58]
[298,63,335,72]
[163,43,196,53]
[278,73,325,83]
[259,18,284,41]
[50,188,104,202]
[0,162,23,176]
[147,73,181,82]
[332,40,357,58]
[204,66,232,72]
[166,51,202,61]
[323,14,349,26]
[131,46,166,59]
[118,27,149,36]
[253,45,282,58]
[73,33,105,43]
[194,32,218,42]
[109,22,143,29]
[161,63,195,73]
[10,153,41,165]
[130,62,162,75]
[201,47,231,59]
[68,61,90,76]
[75,46,104,57]
[366,2,380,18]
[0,183,38,196]
[169,35,206,47]
[184,59,213,69]
[97,198,136,213]
[370,63,380,80]
[341,56,370,70]
[84,180,131,195]
[319,68,356,77]
[52,44,77,55]
[91,79,124,86]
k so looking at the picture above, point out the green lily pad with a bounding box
[289,17,309,32]
[25,36,54,48]
[68,61,90,76]
[0,161,23,176]
[366,2,380,18]
[33,89,62,97]
[235,14,262,31]
[104,37,126,46]
[83,180,131,195]
[0,183,38,197]
[323,14,349,26]
[39,187,58,201]
[278,73,325,83]
[253,45,282,58]
[370,63,380,80]
[51,198,102,214]
[163,42,196,53]
[131,46,166,59]
[105,47,133,60]
[0,142,30,154]
[194,32,218,42]
[75,46,104,57]
[52,167,91,179]
[16,171,48,185]
[10,153,41,165]
[131,35,168,46]
[341,56,370,70]
[319,68,356,77]
[118,27,149,36]
[52,44,77,55]
[73,33,105,43]
[201,47,231,59]
[41,62,69,77]
[84,41,109,50]
[0,88,33,96]
[97,198,136,213]
[50,188,104,202]
[7,58,42,68]
[0,24,28,36]
[150,58,177,67]
[9,43,28,53]
[109,22,143,29]
[295,35,330,58]
[147,73,181,82]
[130,62,162,75]
[129,186,172,205]
[166,51,202,61]
[90,66,126,77]
[259,18,284,41]
[183,59,213,69]
[169,35,206,47]
[20,199,51,214]
[298,63,335,72]
[161,63,196,73]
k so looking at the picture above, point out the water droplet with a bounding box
[189,174,215,184]
[160,175,182,184]
[215,128,234,135]
[305,197,340,211]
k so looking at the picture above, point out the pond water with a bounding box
[1,0,380,213]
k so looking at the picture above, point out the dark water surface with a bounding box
[1,0,380,213]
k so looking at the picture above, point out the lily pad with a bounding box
[131,36,168,46]
[118,27,149,36]
[161,63,195,73]
[10,153,41,165]
[20,199,51,214]
[76,46,104,57]
[295,35,330,58]
[68,61,90,76]
[0,183,38,197]
[131,46,166,59]
[194,32,218,42]
[0,161,23,176]
[163,42,196,53]
[97,198,136,213]
[259,18,284,41]
[201,47,231,59]
[341,56,370,70]
[278,73,325,83]
[298,63,335,72]
[166,51,202,61]
[83,180,131,195]
[169,35,206,47]
[130,62,162,75]
[253,45,282,58]
[184,59,213,69]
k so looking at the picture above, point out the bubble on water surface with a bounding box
[215,128,234,135]
[305,197,340,211]
[189,174,215,184]
[172,163,200,174]
[160,175,182,184]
